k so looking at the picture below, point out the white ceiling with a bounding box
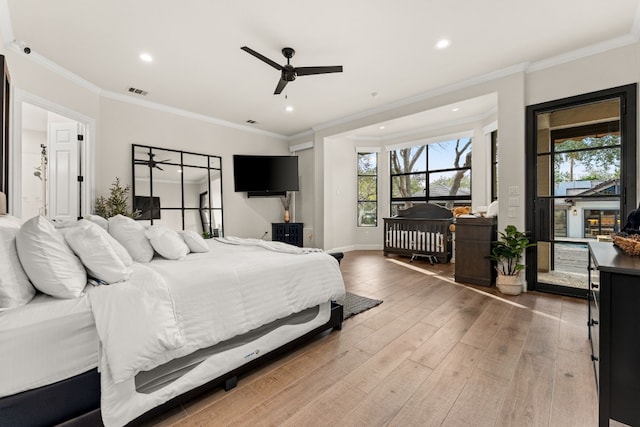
[4,1,640,139]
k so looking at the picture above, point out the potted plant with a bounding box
[488,224,536,295]
[94,177,139,219]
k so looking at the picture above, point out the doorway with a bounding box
[525,84,637,297]
[11,89,95,222]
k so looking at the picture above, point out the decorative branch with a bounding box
[280,191,292,210]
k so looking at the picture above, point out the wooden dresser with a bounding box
[454,216,497,287]
[588,241,640,426]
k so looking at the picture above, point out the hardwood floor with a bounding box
[144,250,598,427]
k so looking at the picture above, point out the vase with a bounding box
[496,273,522,295]
[284,209,290,223]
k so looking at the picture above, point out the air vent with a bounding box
[246,119,258,124]
[127,87,148,96]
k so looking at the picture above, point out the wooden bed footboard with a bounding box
[383,203,454,264]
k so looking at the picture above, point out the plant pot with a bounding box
[496,274,522,295]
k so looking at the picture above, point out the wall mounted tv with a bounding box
[134,196,161,220]
[233,155,299,197]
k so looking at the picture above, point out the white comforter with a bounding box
[88,238,345,426]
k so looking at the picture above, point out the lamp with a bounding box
[572,209,578,216]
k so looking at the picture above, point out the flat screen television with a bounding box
[134,196,161,220]
[233,155,299,196]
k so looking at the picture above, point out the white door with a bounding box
[48,122,79,222]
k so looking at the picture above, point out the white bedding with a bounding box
[0,292,98,398]
[89,238,345,426]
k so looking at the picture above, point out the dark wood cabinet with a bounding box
[454,217,497,287]
[272,222,303,247]
[588,242,640,426]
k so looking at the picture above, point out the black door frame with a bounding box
[525,84,637,297]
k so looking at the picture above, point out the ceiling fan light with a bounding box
[285,105,294,112]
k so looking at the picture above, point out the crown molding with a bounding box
[100,90,287,140]
[312,63,526,134]
[526,33,638,74]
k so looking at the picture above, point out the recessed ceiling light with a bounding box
[435,39,450,50]
[285,105,294,112]
[379,126,385,130]
[139,53,153,62]
[451,107,460,112]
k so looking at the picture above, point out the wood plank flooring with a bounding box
[143,250,598,427]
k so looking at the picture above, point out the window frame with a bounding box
[356,151,378,227]
[389,138,472,215]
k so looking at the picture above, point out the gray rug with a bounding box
[343,292,383,320]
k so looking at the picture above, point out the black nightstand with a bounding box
[272,222,303,247]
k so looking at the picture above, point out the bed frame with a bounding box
[383,203,453,264]
[0,302,343,427]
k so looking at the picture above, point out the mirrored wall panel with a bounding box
[132,144,223,237]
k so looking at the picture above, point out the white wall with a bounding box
[20,129,45,218]
[309,43,640,253]
[96,97,291,239]
[4,36,640,254]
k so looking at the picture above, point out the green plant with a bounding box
[94,177,138,219]
[488,225,536,276]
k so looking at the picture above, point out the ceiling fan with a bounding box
[241,46,343,95]
[134,153,172,171]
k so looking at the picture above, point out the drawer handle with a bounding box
[591,355,599,362]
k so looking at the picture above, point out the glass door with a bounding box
[526,85,636,297]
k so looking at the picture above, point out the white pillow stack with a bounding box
[180,230,210,253]
[15,215,87,299]
[0,215,35,309]
[64,219,133,284]
[146,224,189,260]
[108,214,155,263]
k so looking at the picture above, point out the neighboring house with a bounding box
[557,179,621,239]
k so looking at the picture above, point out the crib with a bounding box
[383,203,454,264]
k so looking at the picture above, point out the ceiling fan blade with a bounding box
[274,78,288,95]
[295,65,343,76]
[241,46,282,71]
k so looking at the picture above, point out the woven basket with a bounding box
[613,235,640,256]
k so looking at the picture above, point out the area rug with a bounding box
[343,292,383,320]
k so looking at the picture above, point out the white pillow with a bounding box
[180,230,210,253]
[108,214,154,263]
[16,215,87,299]
[0,215,36,309]
[65,221,132,284]
[86,214,109,231]
[77,219,133,267]
[146,225,189,260]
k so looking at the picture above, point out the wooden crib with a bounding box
[383,203,454,264]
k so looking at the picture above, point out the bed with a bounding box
[383,203,454,264]
[0,195,345,427]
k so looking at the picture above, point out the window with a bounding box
[390,138,472,215]
[491,130,498,201]
[357,152,377,227]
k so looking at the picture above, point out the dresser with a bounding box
[272,222,303,247]
[454,217,497,287]
[588,241,640,426]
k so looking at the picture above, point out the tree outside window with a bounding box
[390,138,472,215]
[357,152,377,227]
